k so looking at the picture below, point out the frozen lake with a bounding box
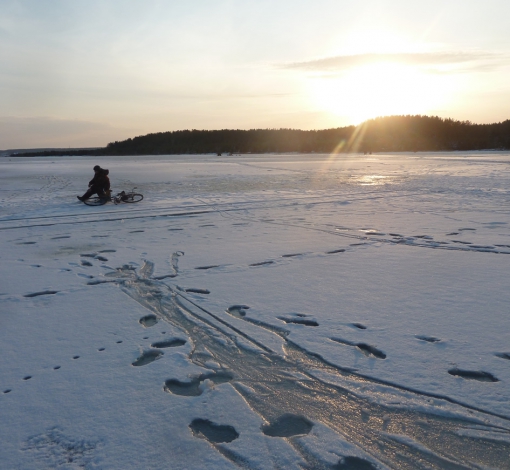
[1,152,510,469]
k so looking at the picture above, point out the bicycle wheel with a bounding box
[83,196,108,206]
[124,193,143,203]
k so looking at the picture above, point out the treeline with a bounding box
[357,115,510,152]
[104,127,355,155]
[14,115,510,156]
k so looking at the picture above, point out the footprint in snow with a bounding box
[448,368,499,382]
[139,314,158,327]
[356,343,386,359]
[226,305,250,318]
[151,339,186,348]
[261,414,313,437]
[164,371,234,397]
[333,456,378,470]
[87,279,116,285]
[250,261,274,267]
[24,290,58,298]
[282,253,303,258]
[416,335,441,343]
[153,274,177,280]
[185,288,210,294]
[331,338,386,359]
[132,350,163,367]
[165,377,203,396]
[351,323,367,330]
[189,419,239,444]
[495,352,510,360]
[279,315,318,327]
[78,273,93,279]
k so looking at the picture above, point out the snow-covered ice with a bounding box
[1,152,510,469]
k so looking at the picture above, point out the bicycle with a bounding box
[83,188,144,206]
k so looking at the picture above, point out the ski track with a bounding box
[3,193,510,256]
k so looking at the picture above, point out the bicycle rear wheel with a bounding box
[124,193,143,203]
[83,196,108,206]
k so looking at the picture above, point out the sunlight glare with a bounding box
[310,61,455,124]
[351,174,389,186]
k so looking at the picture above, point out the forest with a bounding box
[15,115,510,156]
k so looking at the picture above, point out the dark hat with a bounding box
[93,165,101,171]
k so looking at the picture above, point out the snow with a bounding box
[1,152,510,469]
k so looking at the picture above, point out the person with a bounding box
[77,165,110,201]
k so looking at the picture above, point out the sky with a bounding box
[1,0,510,149]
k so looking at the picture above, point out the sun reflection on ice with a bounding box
[352,174,389,185]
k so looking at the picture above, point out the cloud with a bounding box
[280,51,504,73]
[0,116,132,150]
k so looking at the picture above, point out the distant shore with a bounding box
[5,149,510,159]
[7,115,510,157]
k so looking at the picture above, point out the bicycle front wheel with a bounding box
[124,193,143,203]
[83,196,108,206]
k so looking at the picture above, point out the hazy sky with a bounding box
[1,0,510,149]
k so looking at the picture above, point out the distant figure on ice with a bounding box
[77,165,110,201]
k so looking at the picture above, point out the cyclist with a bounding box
[77,165,110,202]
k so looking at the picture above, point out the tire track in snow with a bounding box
[0,188,427,229]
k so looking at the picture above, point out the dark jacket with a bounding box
[89,169,110,191]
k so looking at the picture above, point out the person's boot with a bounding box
[77,196,85,201]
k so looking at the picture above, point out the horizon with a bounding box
[3,113,510,153]
[1,0,510,149]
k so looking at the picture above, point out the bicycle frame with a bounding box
[82,188,142,206]
[113,188,138,204]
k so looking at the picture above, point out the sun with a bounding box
[309,61,455,124]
